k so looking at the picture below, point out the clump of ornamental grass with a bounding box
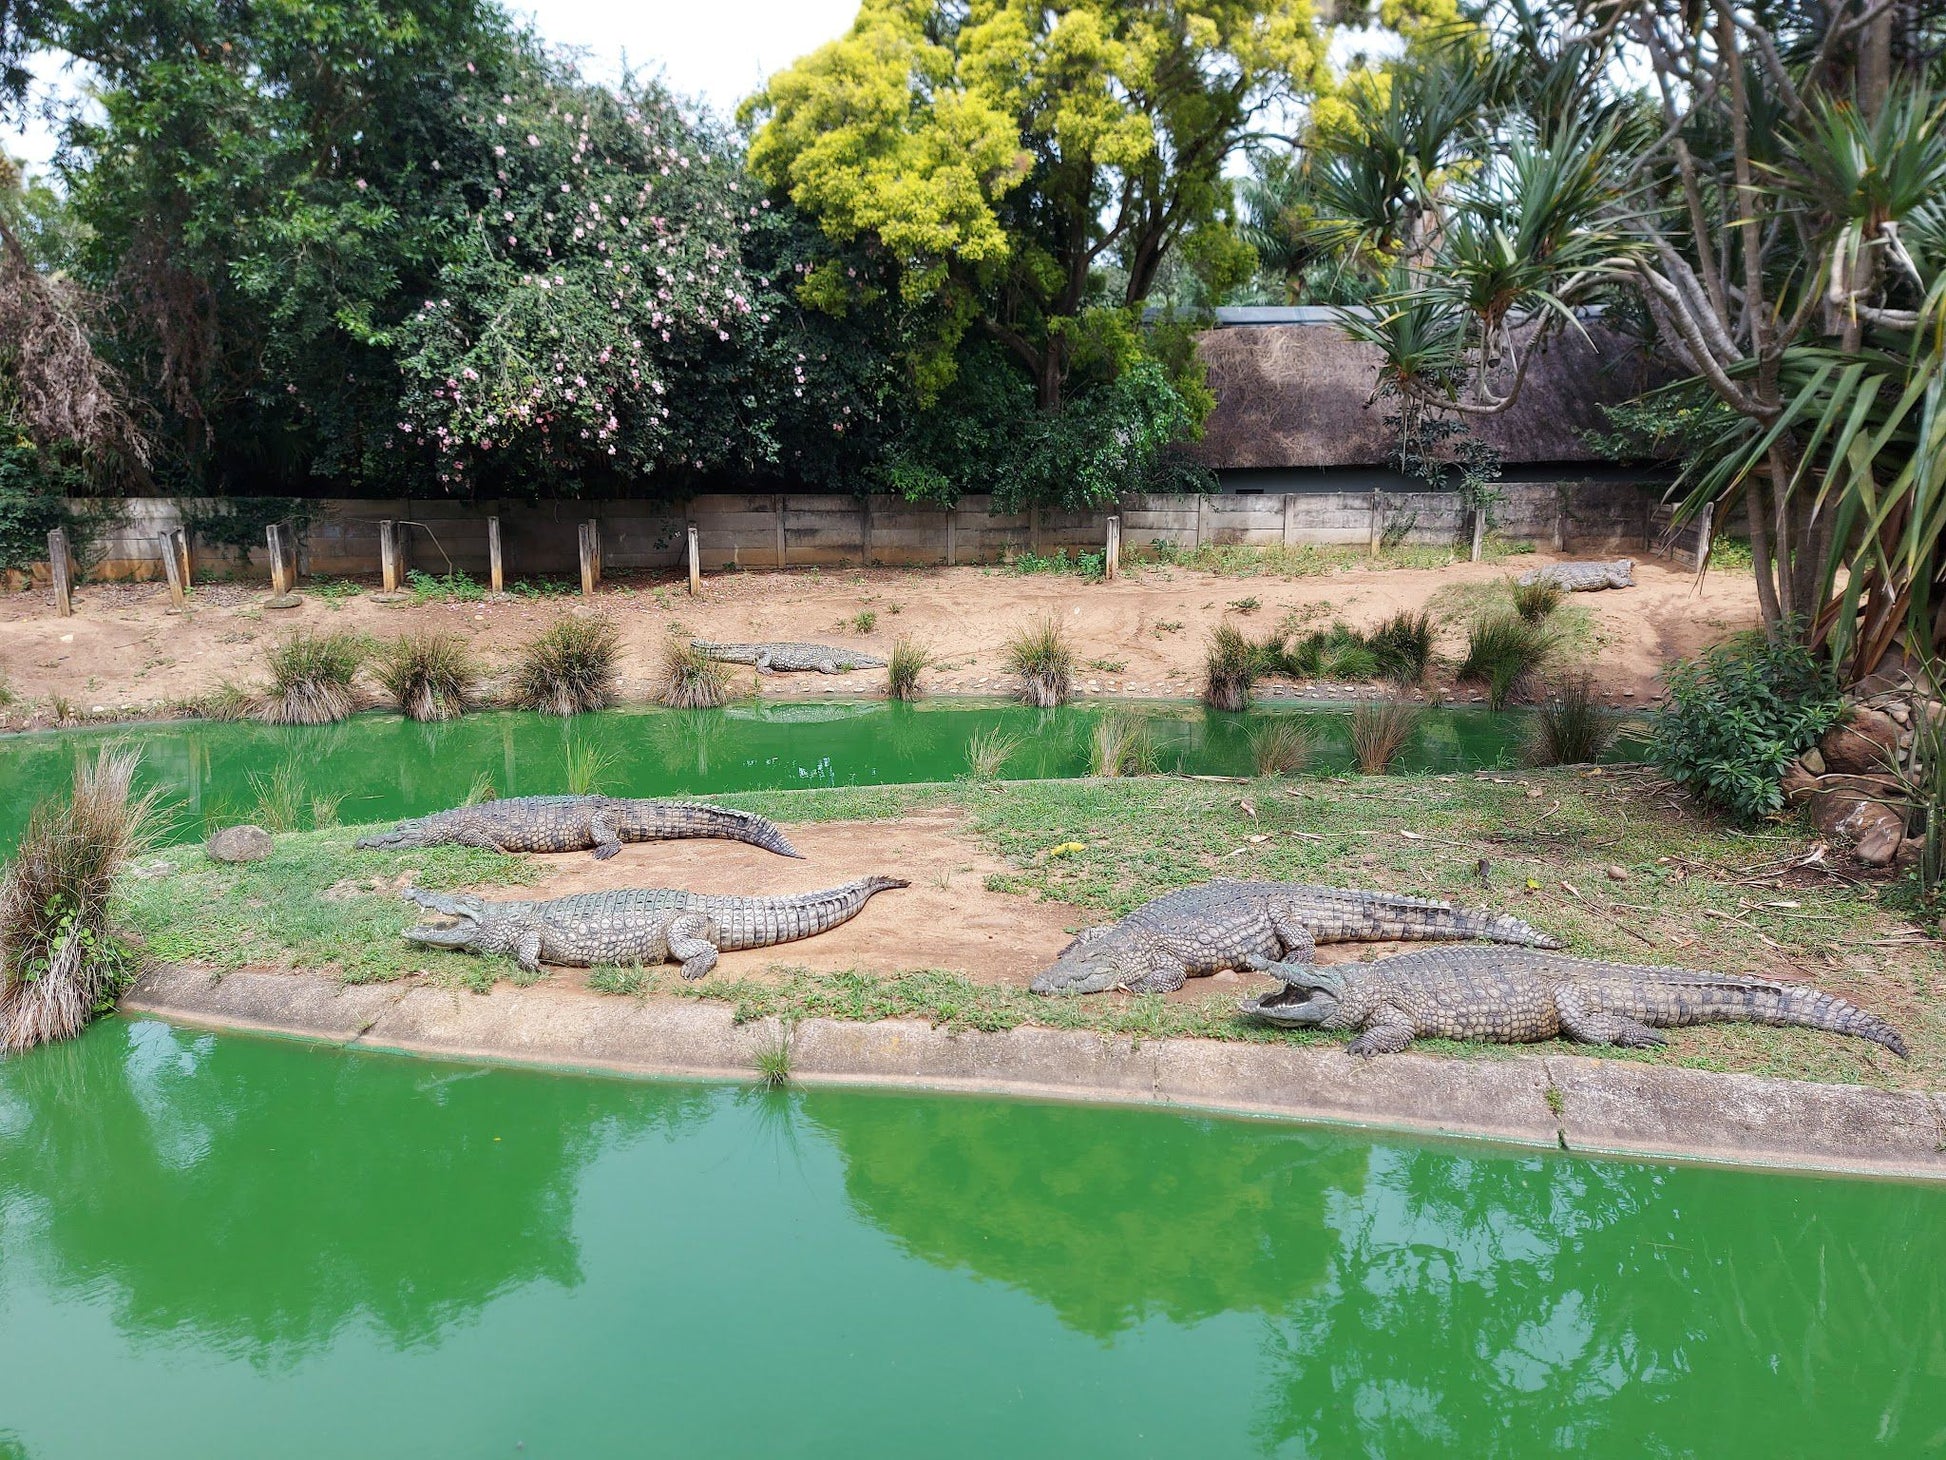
[374,630,479,722]
[198,682,254,722]
[651,634,729,710]
[1282,622,1381,682]
[0,747,158,1053]
[1090,711,1156,777]
[259,629,366,725]
[1525,672,1619,767]
[1004,615,1074,708]
[964,727,1020,780]
[887,636,936,701]
[1251,718,1317,777]
[1203,623,1273,711]
[1350,693,1421,775]
[1512,577,1564,623]
[565,736,615,795]
[1366,609,1436,683]
[1458,612,1557,711]
[513,616,622,715]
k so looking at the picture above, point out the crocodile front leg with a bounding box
[587,807,623,860]
[451,825,511,853]
[1126,949,1191,994]
[513,928,544,973]
[755,651,774,673]
[1556,989,1666,1048]
[667,913,720,980]
[1266,908,1318,967]
[1345,1010,1417,1058]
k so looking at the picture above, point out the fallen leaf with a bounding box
[1399,830,1424,841]
[1238,798,1258,820]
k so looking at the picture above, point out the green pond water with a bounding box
[1,1021,1940,1458]
[0,699,1647,852]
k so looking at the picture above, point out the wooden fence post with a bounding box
[1029,504,1043,557]
[1553,487,1568,552]
[1104,515,1121,581]
[379,520,400,594]
[1470,505,1486,563]
[687,524,701,594]
[578,522,598,597]
[1282,494,1298,548]
[774,495,787,569]
[1641,490,1653,551]
[861,498,873,566]
[1694,500,1715,571]
[945,505,958,567]
[159,532,186,609]
[266,524,294,595]
[1368,490,1382,553]
[1195,495,1211,549]
[169,527,192,591]
[487,516,504,595]
[48,528,72,617]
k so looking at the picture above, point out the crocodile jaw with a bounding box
[404,921,481,950]
[1239,983,1338,1027]
[1030,942,1141,995]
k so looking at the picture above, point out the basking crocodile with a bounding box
[1029,880,1561,995]
[692,640,886,674]
[401,878,907,976]
[1517,558,1635,592]
[1241,947,1909,1058]
[355,795,801,860]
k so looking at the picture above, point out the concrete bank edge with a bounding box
[123,964,1946,1181]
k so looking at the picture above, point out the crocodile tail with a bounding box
[627,802,804,857]
[1466,909,1565,949]
[1680,979,1909,1058]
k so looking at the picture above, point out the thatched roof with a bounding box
[1192,315,1660,470]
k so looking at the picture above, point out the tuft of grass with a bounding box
[564,736,614,795]
[248,763,305,831]
[1251,718,1317,777]
[1203,623,1272,711]
[260,629,366,725]
[1003,615,1074,708]
[0,746,157,1052]
[965,727,1021,780]
[1526,672,1620,767]
[199,682,255,722]
[374,630,479,722]
[1350,693,1420,774]
[1458,612,1558,711]
[463,771,498,806]
[755,1027,793,1088]
[406,568,486,604]
[0,671,12,708]
[1090,711,1156,778]
[1512,577,1564,623]
[512,616,621,715]
[1279,619,1385,682]
[887,636,935,701]
[850,610,877,634]
[653,635,730,710]
[1366,609,1435,683]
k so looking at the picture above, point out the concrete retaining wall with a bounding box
[123,965,1946,1182]
[74,482,1691,582]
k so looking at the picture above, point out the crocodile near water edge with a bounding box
[401,878,908,975]
[1241,946,1909,1058]
[1028,880,1562,995]
[691,640,887,673]
[355,796,802,860]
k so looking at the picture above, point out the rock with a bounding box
[1606,865,1629,882]
[1852,813,1907,867]
[1820,708,1903,775]
[1780,760,1821,805]
[207,825,274,863]
[1799,746,1826,776]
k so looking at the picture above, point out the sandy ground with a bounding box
[396,810,1500,1000]
[0,552,1758,723]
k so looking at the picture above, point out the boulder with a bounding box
[1779,759,1821,805]
[1820,708,1902,776]
[207,825,274,863]
[1851,811,1908,868]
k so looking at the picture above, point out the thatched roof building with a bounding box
[1190,308,1660,480]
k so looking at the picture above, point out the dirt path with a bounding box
[0,553,1757,723]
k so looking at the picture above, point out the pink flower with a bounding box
[528,134,540,146]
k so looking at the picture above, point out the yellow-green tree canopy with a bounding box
[744,0,1335,408]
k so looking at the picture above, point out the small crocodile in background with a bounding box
[355,795,802,860]
[1029,880,1561,995]
[691,640,887,674]
[1241,947,1909,1058]
[401,878,908,976]
[1517,558,1636,592]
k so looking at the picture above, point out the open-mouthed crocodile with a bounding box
[690,640,886,673]
[355,795,801,860]
[1241,946,1909,1059]
[402,878,909,976]
[1028,879,1561,995]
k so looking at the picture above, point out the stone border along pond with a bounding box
[103,771,1946,1180]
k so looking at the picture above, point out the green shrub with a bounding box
[652,635,729,710]
[1003,615,1074,707]
[1654,631,1844,823]
[1090,711,1156,777]
[1203,623,1274,710]
[887,637,935,701]
[1366,609,1435,683]
[1458,613,1557,711]
[1525,673,1618,767]
[374,631,479,721]
[260,629,366,725]
[407,569,487,604]
[514,616,622,715]
[1251,718,1316,776]
[1511,578,1563,623]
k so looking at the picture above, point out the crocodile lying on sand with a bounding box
[401,878,907,975]
[1241,947,1909,1058]
[355,796,801,860]
[1029,880,1562,995]
[691,640,887,674]
[1516,558,1635,591]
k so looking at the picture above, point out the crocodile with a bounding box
[691,640,887,674]
[354,795,802,860]
[1241,946,1909,1058]
[1516,558,1635,592]
[1028,880,1562,995]
[401,878,908,975]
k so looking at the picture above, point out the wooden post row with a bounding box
[48,528,73,617]
[486,516,504,595]
[687,524,701,595]
[1104,515,1121,581]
